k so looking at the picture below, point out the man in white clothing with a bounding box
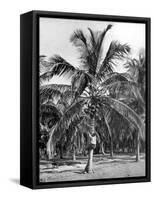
[88,133,96,151]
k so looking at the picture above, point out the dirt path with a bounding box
[40,154,145,182]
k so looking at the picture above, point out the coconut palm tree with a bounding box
[40,25,145,173]
[124,50,146,160]
[124,50,146,101]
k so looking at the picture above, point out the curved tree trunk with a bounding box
[105,116,113,158]
[110,136,114,158]
[46,126,56,160]
[72,146,76,161]
[72,129,77,161]
[136,131,140,162]
[60,144,64,159]
[46,133,54,160]
[84,117,95,173]
[100,141,106,156]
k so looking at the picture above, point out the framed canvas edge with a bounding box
[30,10,151,189]
[20,12,33,188]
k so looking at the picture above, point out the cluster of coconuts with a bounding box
[84,98,102,119]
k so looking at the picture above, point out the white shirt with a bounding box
[90,135,96,145]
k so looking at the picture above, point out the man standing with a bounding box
[88,133,97,151]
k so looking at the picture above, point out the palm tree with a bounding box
[40,25,145,172]
[124,50,146,101]
[124,50,146,160]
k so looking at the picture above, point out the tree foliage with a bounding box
[39,25,145,163]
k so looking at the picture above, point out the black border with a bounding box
[30,11,151,189]
[20,12,33,188]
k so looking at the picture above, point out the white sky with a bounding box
[40,17,145,85]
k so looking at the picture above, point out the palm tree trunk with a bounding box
[84,117,95,173]
[72,129,77,161]
[46,135,54,160]
[60,144,63,159]
[77,133,81,154]
[136,131,140,162]
[72,145,76,161]
[105,116,113,158]
[100,141,106,156]
[84,148,94,173]
[46,131,55,160]
[110,136,114,158]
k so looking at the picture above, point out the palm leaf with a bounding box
[51,99,86,143]
[64,116,84,148]
[57,90,74,109]
[40,103,62,118]
[70,29,96,73]
[70,25,112,76]
[96,103,135,143]
[71,70,86,91]
[98,72,145,106]
[101,72,128,85]
[88,24,112,71]
[106,81,145,106]
[40,84,71,103]
[101,97,145,139]
[60,90,74,102]
[40,103,62,128]
[39,57,52,76]
[40,55,76,81]
[106,41,130,60]
[98,41,130,75]
[73,72,93,98]
[70,29,88,48]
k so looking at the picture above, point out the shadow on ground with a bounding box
[9,178,20,185]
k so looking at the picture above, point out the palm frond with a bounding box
[73,71,93,98]
[106,41,130,60]
[39,58,52,76]
[98,41,130,75]
[124,58,139,82]
[63,99,85,127]
[88,24,113,70]
[65,116,84,146]
[40,103,62,118]
[40,55,76,81]
[96,103,136,143]
[78,117,92,133]
[95,116,108,140]
[97,71,144,107]
[104,115,112,138]
[101,97,145,139]
[40,84,71,104]
[40,89,61,104]
[60,90,74,102]
[87,28,97,50]
[71,70,86,91]
[70,25,112,76]
[70,29,88,47]
[51,99,86,143]
[124,56,146,85]
[40,103,62,128]
[57,90,74,108]
[70,29,96,73]
[105,80,145,107]
[102,72,128,85]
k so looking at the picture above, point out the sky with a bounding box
[40,17,145,85]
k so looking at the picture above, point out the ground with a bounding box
[40,153,145,182]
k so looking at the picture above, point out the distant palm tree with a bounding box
[40,25,145,173]
[124,50,146,101]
